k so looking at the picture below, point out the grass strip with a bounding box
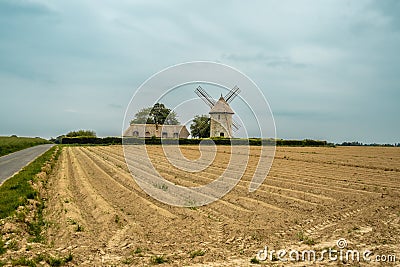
[0,136,52,157]
[0,146,59,219]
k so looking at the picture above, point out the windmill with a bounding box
[194,85,241,138]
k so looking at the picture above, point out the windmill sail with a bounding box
[224,86,241,103]
[195,86,216,108]
[232,118,241,132]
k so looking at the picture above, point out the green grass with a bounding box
[122,257,133,265]
[67,218,84,232]
[150,255,168,265]
[0,239,5,255]
[0,136,52,157]
[0,146,59,219]
[11,256,37,267]
[133,247,142,254]
[46,256,63,267]
[297,231,316,245]
[75,224,84,232]
[64,252,73,263]
[189,250,206,259]
[8,252,72,267]
[7,240,18,251]
[250,257,260,264]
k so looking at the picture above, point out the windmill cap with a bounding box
[209,97,234,114]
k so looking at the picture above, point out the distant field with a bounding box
[0,136,51,157]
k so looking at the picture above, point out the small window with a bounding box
[162,132,168,138]
[218,115,220,120]
[145,131,151,137]
[173,133,179,138]
[220,132,224,137]
[133,131,139,137]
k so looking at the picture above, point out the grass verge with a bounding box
[0,145,60,219]
[0,136,51,157]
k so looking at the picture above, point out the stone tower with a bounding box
[209,96,234,138]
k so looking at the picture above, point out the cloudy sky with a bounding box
[0,0,399,143]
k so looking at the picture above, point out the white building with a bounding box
[123,124,190,138]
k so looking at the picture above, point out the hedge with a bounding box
[60,136,328,146]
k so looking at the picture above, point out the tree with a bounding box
[190,115,210,138]
[66,130,96,137]
[130,103,179,125]
[130,107,153,124]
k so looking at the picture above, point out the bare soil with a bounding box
[6,145,400,266]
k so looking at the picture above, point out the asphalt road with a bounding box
[0,144,55,185]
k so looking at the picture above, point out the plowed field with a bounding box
[44,146,400,266]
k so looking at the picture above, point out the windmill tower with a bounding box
[195,86,241,138]
[209,95,234,137]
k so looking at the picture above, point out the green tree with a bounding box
[130,103,179,125]
[130,107,153,124]
[66,130,96,137]
[190,115,210,138]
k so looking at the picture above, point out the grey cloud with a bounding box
[0,0,54,17]
[370,0,400,31]
[222,53,308,68]
[274,110,327,119]
[0,1,398,143]
[108,104,123,109]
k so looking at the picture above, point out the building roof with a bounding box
[129,124,186,130]
[209,96,234,114]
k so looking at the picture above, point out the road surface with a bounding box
[0,144,55,185]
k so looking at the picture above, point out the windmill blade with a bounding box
[224,85,241,103]
[195,86,216,108]
[232,118,241,132]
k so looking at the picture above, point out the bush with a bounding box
[66,130,96,137]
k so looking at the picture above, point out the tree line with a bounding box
[337,141,399,147]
